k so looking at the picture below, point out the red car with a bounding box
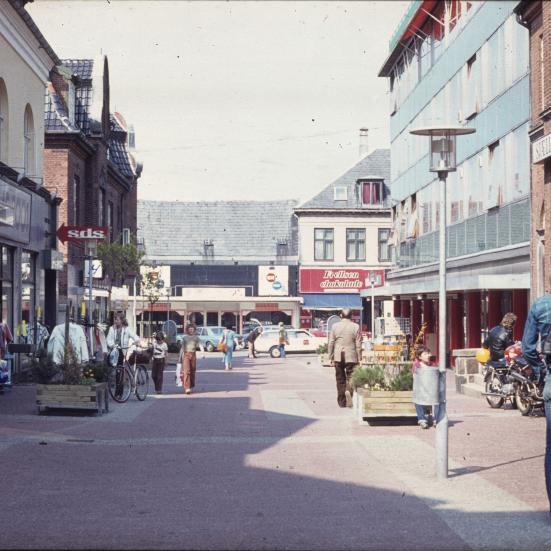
[310,323,328,338]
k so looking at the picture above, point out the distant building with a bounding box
[294,148,392,333]
[379,1,531,356]
[0,0,60,353]
[515,1,551,299]
[136,200,300,335]
[44,56,141,323]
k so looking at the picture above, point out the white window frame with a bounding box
[334,186,347,201]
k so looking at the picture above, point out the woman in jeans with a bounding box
[178,324,205,395]
[220,325,237,370]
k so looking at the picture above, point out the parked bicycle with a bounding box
[107,344,150,403]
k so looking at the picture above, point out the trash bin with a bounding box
[412,366,440,405]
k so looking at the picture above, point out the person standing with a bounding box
[179,324,205,395]
[412,346,440,429]
[247,326,262,359]
[483,312,517,363]
[328,308,362,408]
[221,325,237,370]
[522,293,551,518]
[151,331,168,394]
[278,322,289,359]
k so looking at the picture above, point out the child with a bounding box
[412,346,440,429]
[151,331,168,394]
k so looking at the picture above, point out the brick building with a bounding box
[44,56,141,322]
[515,1,551,299]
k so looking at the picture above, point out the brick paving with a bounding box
[0,352,548,550]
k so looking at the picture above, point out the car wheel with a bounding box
[270,346,281,358]
[205,341,215,353]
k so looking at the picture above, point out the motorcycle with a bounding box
[507,355,545,416]
[482,352,517,409]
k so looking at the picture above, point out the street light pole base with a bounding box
[436,405,449,479]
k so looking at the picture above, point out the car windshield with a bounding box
[210,327,224,335]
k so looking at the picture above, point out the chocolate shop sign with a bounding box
[299,268,385,293]
[533,133,551,164]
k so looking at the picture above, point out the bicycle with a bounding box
[107,344,150,403]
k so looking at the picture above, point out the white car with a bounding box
[254,329,326,358]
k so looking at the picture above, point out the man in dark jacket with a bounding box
[247,326,262,358]
[483,312,517,363]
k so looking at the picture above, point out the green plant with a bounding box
[351,365,387,390]
[61,340,82,385]
[31,357,61,384]
[388,365,413,391]
[317,342,328,354]
[90,361,111,383]
[97,241,144,286]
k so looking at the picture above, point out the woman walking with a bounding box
[151,331,168,394]
[278,321,289,359]
[221,324,237,370]
[179,324,205,395]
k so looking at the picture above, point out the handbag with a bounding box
[175,362,183,387]
[217,342,228,353]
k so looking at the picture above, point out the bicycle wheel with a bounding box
[135,365,149,401]
[108,366,132,403]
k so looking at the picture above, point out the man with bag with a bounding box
[328,308,362,408]
[522,293,551,519]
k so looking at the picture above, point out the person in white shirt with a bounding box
[151,331,168,394]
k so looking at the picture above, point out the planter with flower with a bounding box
[351,362,416,423]
[34,342,110,415]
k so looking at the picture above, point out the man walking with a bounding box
[248,326,262,359]
[328,308,362,408]
[522,294,551,518]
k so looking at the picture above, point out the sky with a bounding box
[28,0,409,204]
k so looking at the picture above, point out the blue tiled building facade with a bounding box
[379,0,530,355]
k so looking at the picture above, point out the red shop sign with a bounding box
[299,268,385,293]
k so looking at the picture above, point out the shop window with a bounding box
[0,246,13,329]
[378,229,391,262]
[21,251,35,330]
[314,228,334,261]
[346,229,365,261]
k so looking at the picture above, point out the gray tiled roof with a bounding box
[44,83,79,133]
[108,139,134,177]
[298,149,391,209]
[62,59,94,81]
[138,200,298,260]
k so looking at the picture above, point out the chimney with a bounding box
[359,127,369,159]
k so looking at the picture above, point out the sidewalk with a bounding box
[0,353,548,550]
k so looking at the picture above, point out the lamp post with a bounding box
[409,126,475,479]
[370,275,376,340]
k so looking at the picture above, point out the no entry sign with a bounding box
[56,223,109,244]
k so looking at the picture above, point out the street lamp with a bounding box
[370,275,376,341]
[409,125,475,479]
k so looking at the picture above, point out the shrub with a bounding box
[31,357,61,384]
[351,365,387,390]
[388,366,413,391]
[317,342,328,354]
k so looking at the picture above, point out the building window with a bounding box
[378,229,391,262]
[361,181,383,206]
[346,229,366,261]
[107,201,114,242]
[23,105,35,176]
[334,186,347,201]
[464,53,479,119]
[98,189,105,226]
[0,79,7,163]
[314,228,334,261]
[67,81,76,125]
[0,246,13,328]
[72,175,80,224]
[21,251,35,327]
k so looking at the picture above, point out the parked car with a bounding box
[176,326,243,352]
[241,324,294,348]
[254,329,326,358]
[310,322,328,338]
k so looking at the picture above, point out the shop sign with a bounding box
[148,303,170,312]
[56,224,108,244]
[255,303,279,311]
[0,178,31,244]
[258,266,289,296]
[533,133,551,164]
[299,268,385,293]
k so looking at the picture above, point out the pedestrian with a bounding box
[151,331,168,394]
[328,308,362,408]
[278,321,289,359]
[521,293,551,518]
[482,312,517,362]
[412,346,439,429]
[179,324,205,395]
[247,326,262,359]
[220,324,237,370]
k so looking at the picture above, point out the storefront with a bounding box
[0,168,60,380]
[299,267,386,331]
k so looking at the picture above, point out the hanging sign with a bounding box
[56,224,109,244]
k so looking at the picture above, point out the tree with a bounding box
[138,268,166,337]
[96,241,144,287]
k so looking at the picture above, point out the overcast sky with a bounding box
[28,0,408,204]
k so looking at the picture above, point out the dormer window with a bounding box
[360,180,383,206]
[276,239,288,257]
[67,81,76,125]
[203,239,214,256]
[334,186,347,201]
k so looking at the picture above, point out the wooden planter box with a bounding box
[355,388,416,424]
[319,353,332,367]
[36,383,109,415]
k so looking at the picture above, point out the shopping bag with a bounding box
[175,362,182,387]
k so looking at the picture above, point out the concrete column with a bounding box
[466,291,482,348]
[512,289,528,341]
[487,290,502,330]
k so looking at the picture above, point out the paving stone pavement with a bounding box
[0,351,549,550]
